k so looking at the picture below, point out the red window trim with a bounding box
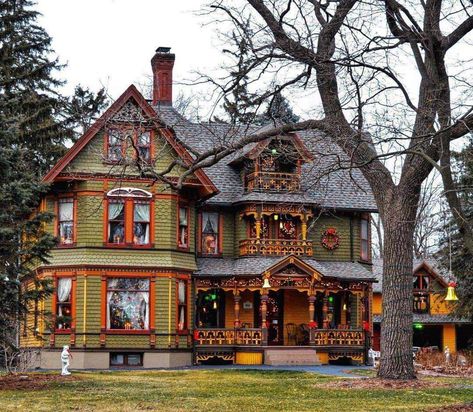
[176,277,190,335]
[55,196,77,247]
[102,274,155,334]
[104,196,154,248]
[177,204,190,251]
[198,211,222,256]
[104,127,155,164]
[52,274,76,333]
[360,213,371,262]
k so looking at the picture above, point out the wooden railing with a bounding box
[245,171,301,192]
[313,329,365,346]
[195,328,262,346]
[194,328,365,347]
[239,238,313,257]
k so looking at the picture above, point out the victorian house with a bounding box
[23,48,378,369]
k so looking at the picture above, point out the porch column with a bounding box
[233,291,241,328]
[255,212,262,241]
[308,292,316,345]
[260,291,269,346]
[301,214,308,241]
[322,291,329,329]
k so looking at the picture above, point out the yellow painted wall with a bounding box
[442,324,456,352]
[224,290,256,328]
[283,290,309,345]
[430,294,454,315]
[235,352,263,365]
[373,293,382,315]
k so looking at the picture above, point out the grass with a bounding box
[1,369,472,412]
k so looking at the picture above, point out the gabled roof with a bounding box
[43,85,217,197]
[372,258,449,293]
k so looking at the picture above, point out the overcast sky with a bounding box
[37,0,221,105]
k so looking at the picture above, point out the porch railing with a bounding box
[239,238,313,257]
[313,329,365,346]
[194,328,262,346]
[194,328,364,347]
[245,171,301,192]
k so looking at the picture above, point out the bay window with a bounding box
[177,280,188,331]
[58,198,74,245]
[55,277,72,330]
[201,212,219,255]
[178,206,189,248]
[108,201,125,244]
[107,278,150,330]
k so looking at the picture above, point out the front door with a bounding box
[266,291,284,345]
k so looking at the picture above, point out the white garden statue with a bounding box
[444,346,451,364]
[61,345,73,376]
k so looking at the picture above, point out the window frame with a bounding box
[104,127,154,164]
[105,276,151,332]
[52,275,76,334]
[110,352,143,367]
[56,196,77,247]
[104,189,154,248]
[360,214,371,262]
[177,204,190,250]
[176,278,189,334]
[198,211,222,256]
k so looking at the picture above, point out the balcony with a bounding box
[245,171,301,193]
[239,238,313,257]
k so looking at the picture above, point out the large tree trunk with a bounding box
[378,196,417,379]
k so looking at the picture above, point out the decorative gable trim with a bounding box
[43,85,217,197]
[264,255,323,282]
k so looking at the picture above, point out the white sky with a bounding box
[37,0,219,103]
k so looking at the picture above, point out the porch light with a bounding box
[342,303,347,311]
[445,282,459,302]
[213,301,218,310]
[262,278,271,289]
[271,148,278,155]
[273,214,279,221]
[414,323,423,330]
[328,296,334,303]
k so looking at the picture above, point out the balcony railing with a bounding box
[245,171,301,192]
[195,328,262,346]
[239,238,313,257]
[194,328,365,347]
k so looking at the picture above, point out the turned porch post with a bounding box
[260,291,269,346]
[308,292,316,345]
[301,214,308,241]
[322,291,329,329]
[255,212,262,241]
[233,291,241,328]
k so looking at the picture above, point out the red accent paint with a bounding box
[151,49,175,105]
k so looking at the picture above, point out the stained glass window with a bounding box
[58,199,74,245]
[107,278,150,330]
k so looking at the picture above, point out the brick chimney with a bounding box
[151,47,175,106]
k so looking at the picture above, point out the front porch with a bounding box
[193,256,372,365]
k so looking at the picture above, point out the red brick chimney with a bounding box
[151,47,175,106]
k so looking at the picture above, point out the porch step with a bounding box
[264,348,321,366]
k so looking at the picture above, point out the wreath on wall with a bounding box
[280,220,296,237]
[321,228,340,250]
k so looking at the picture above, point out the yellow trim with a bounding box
[83,275,87,347]
[317,352,329,364]
[168,276,172,346]
[235,352,263,365]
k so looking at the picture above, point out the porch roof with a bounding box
[195,257,376,282]
[373,314,472,324]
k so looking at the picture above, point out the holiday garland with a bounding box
[321,228,340,250]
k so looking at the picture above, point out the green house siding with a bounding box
[221,209,235,258]
[77,196,104,246]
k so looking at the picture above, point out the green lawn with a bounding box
[1,370,472,412]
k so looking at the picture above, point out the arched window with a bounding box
[106,188,152,246]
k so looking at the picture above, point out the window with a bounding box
[413,272,430,314]
[177,280,188,331]
[106,188,152,246]
[178,206,189,248]
[107,129,125,162]
[133,202,150,245]
[58,199,74,245]
[137,131,151,162]
[108,200,125,244]
[201,212,219,255]
[107,278,150,330]
[360,215,370,261]
[110,353,143,367]
[413,293,430,314]
[55,277,72,330]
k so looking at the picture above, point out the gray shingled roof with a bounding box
[373,314,471,324]
[155,106,377,212]
[195,256,376,282]
[372,258,451,293]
